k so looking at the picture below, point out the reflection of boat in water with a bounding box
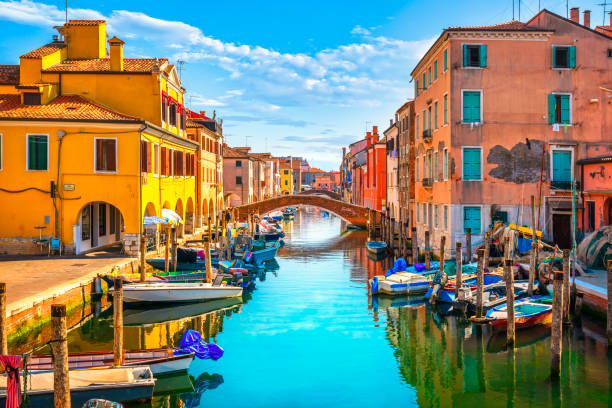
[180,372,224,408]
[372,294,426,311]
[486,323,551,353]
[123,298,243,326]
[153,371,195,396]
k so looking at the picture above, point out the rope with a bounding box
[22,353,29,407]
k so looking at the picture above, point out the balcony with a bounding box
[551,180,572,190]
[422,129,432,143]
[422,177,433,188]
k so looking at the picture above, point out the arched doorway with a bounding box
[76,201,124,254]
[185,197,195,234]
[209,198,215,221]
[175,199,184,237]
[202,199,209,225]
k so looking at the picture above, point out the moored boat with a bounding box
[370,272,429,295]
[116,282,243,303]
[0,366,155,407]
[486,295,553,330]
[366,241,387,255]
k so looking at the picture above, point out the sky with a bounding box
[0,0,607,170]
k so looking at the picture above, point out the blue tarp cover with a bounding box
[175,329,224,360]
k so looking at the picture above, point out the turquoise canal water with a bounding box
[61,209,611,407]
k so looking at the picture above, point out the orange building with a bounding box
[411,8,612,250]
[363,126,386,211]
[578,155,612,232]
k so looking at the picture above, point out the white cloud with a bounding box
[350,25,371,36]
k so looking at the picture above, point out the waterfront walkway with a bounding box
[0,248,135,315]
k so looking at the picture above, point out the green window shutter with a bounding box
[463,91,480,123]
[552,46,557,68]
[464,207,481,233]
[434,103,438,128]
[560,95,570,124]
[463,148,481,180]
[416,80,419,97]
[28,137,36,170]
[569,46,576,68]
[552,151,571,182]
[38,136,47,170]
[444,95,448,124]
[479,45,487,67]
[548,94,556,124]
[434,60,438,80]
[463,44,468,66]
[423,111,426,130]
[444,49,448,71]
[28,135,47,170]
[422,72,426,89]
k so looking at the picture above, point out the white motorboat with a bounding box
[116,282,243,303]
[370,272,430,296]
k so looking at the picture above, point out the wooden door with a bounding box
[552,213,572,249]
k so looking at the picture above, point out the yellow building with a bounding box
[0,20,199,255]
[279,161,293,195]
[186,111,224,226]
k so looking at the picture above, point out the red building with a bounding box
[363,126,387,211]
[578,155,612,233]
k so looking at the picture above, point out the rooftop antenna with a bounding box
[513,0,514,20]
[244,135,252,146]
[518,0,520,21]
[598,1,610,24]
[65,0,68,22]
[176,59,186,80]
[188,95,193,109]
[365,121,371,134]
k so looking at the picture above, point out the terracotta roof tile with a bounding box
[43,58,168,73]
[20,42,67,59]
[222,144,247,158]
[0,94,140,122]
[186,119,204,128]
[448,20,542,31]
[0,65,19,85]
[65,20,106,26]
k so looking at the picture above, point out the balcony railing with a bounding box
[422,177,433,187]
[422,129,432,142]
[551,180,572,190]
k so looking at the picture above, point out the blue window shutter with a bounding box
[552,151,571,182]
[548,94,556,124]
[560,95,570,124]
[416,80,419,97]
[480,45,487,67]
[464,207,481,233]
[463,44,468,66]
[569,46,576,68]
[552,46,557,68]
[463,148,481,180]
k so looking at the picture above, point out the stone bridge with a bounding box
[296,189,341,200]
[234,194,368,227]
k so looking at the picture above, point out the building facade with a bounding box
[397,101,415,230]
[384,120,400,222]
[363,126,386,211]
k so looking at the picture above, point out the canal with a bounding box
[59,208,611,407]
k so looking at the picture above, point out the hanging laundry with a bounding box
[552,123,560,132]
[0,355,22,408]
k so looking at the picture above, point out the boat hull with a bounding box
[366,241,387,255]
[120,283,243,303]
[489,310,552,331]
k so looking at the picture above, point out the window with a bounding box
[415,157,419,182]
[548,94,571,125]
[428,67,432,86]
[236,176,242,185]
[422,110,426,131]
[140,141,151,173]
[416,80,419,97]
[284,180,288,185]
[443,49,448,71]
[553,45,576,69]
[27,134,48,171]
[422,155,426,181]
[415,114,419,139]
[161,97,167,122]
[110,206,116,235]
[462,90,481,123]
[99,203,107,236]
[434,205,439,228]
[427,151,433,179]
[551,149,572,189]
[154,144,159,174]
[423,203,427,222]
[443,205,448,230]
[434,151,439,181]
[463,44,486,67]
[422,72,426,90]
[23,93,41,106]
[434,101,438,130]
[96,138,117,172]
[169,104,177,126]
[462,147,482,180]
[428,106,432,130]
[463,206,481,233]
[587,201,595,231]
[434,60,438,81]
[236,160,242,167]
[81,205,90,241]
[417,203,421,223]
[443,94,448,125]
[443,149,448,180]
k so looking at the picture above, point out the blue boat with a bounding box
[425,273,504,303]
[366,241,387,255]
[245,242,281,266]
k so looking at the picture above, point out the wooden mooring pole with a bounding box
[483,231,491,273]
[411,228,418,264]
[466,228,472,263]
[113,278,124,367]
[425,230,431,270]
[0,283,7,355]
[551,268,564,378]
[563,249,571,323]
[607,260,612,346]
[171,227,178,272]
[476,248,485,318]
[51,304,70,408]
[455,243,463,299]
[528,241,537,296]
[439,236,446,276]
[205,242,213,283]
[139,234,146,282]
[207,216,212,243]
[505,259,515,348]
[164,225,170,273]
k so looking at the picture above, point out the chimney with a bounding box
[389,118,393,127]
[366,131,372,147]
[200,110,206,116]
[583,10,590,28]
[570,7,579,23]
[372,126,379,143]
[609,11,612,27]
[108,36,125,71]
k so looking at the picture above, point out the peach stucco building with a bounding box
[411,8,612,250]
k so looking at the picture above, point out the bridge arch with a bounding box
[233,194,369,227]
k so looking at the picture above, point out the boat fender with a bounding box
[371,277,379,294]
[244,252,253,262]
